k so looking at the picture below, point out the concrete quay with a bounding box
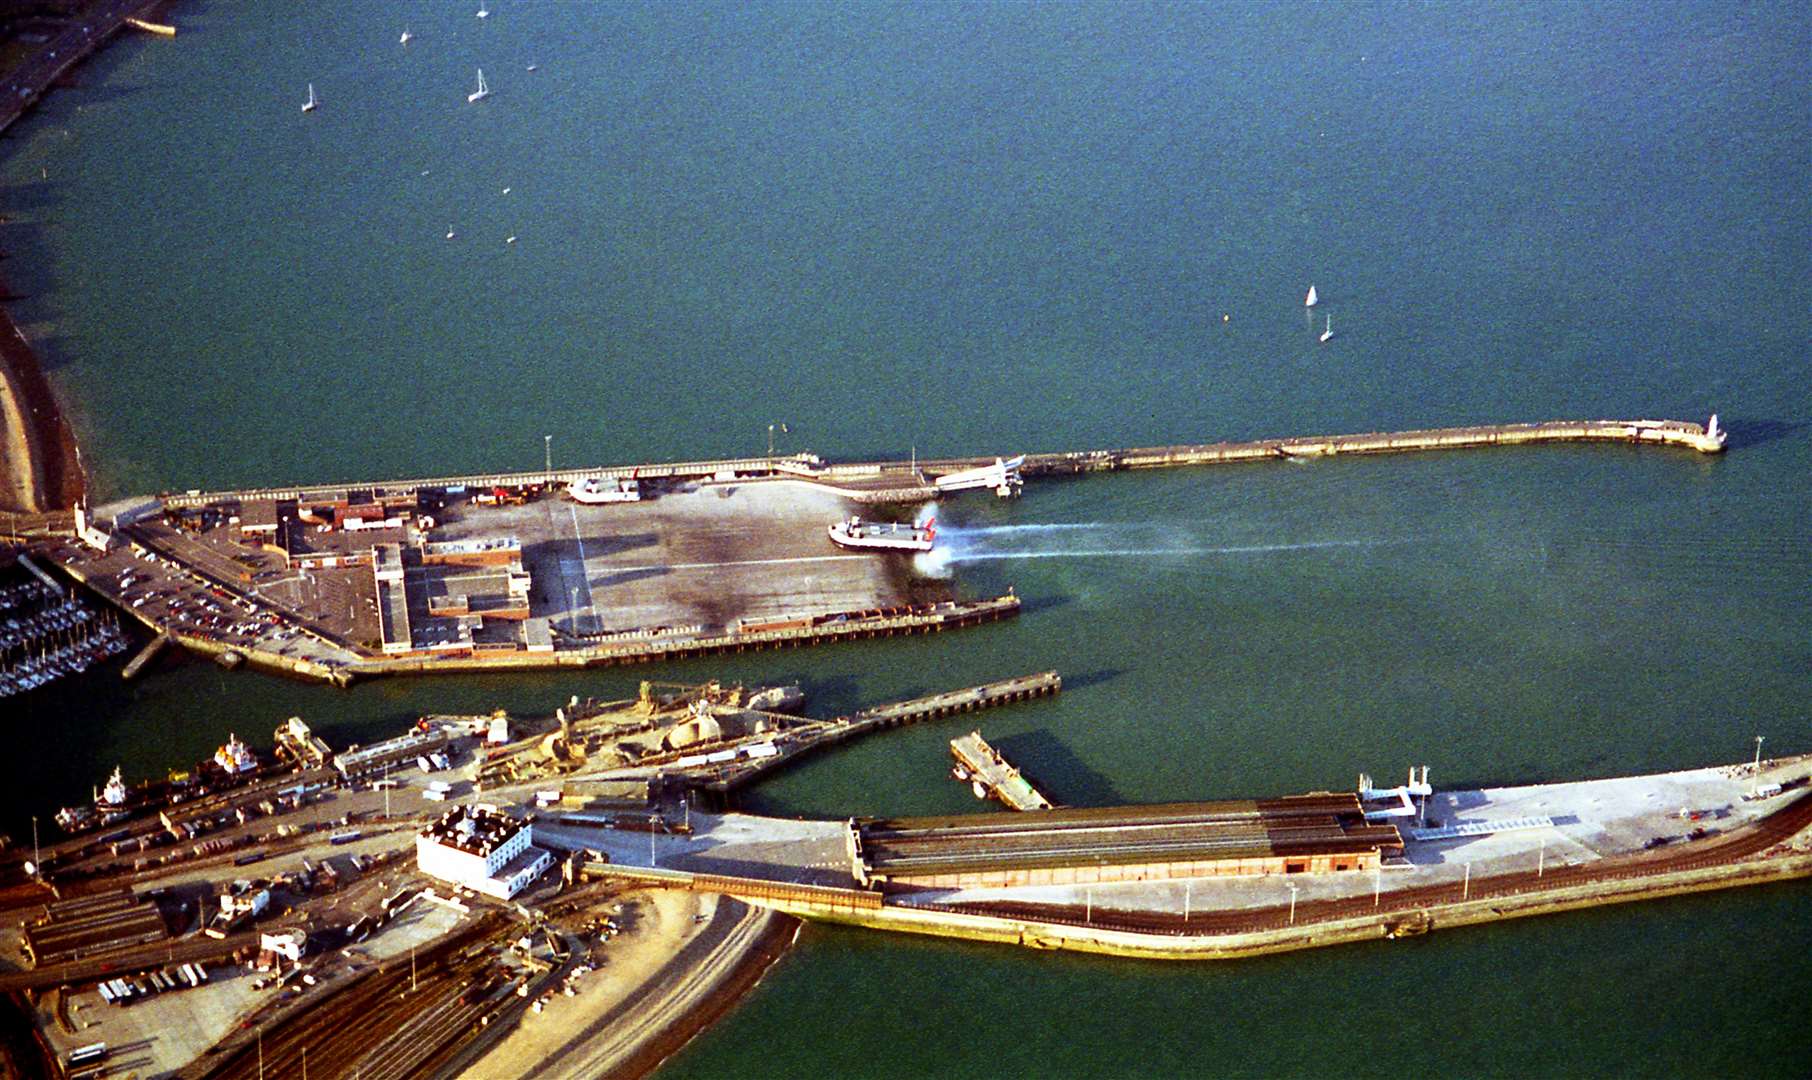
[551,753,1812,961]
[49,478,1011,685]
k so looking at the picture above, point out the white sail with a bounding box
[1319,314,1333,343]
[302,83,317,113]
[467,69,490,103]
[1305,284,1318,307]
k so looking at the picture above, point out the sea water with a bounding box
[5,2,1809,1075]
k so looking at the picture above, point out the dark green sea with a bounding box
[7,2,1810,1075]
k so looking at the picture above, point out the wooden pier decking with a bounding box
[684,671,1064,795]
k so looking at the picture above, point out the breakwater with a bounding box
[151,416,1724,512]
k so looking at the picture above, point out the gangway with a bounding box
[932,455,1024,498]
[1359,766,1432,821]
[1405,816,1555,842]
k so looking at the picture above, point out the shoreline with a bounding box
[0,299,82,512]
[0,0,170,513]
[613,905,801,1080]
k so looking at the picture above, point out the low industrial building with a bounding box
[415,804,552,900]
[846,794,1404,889]
[332,727,451,780]
[373,538,537,656]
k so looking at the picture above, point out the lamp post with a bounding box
[1753,735,1765,773]
[1463,861,1472,901]
[544,434,552,475]
[1287,882,1299,926]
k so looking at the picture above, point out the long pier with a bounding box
[687,671,1064,795]
[151,416,1724,512]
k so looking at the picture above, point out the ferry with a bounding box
[827,516,935,553]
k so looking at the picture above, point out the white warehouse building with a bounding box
[415,804,552,900]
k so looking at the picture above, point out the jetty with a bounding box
[671,672,1063,796]
[950,730,1055,811]
[119,631,169,680]
[151,415,1726,513]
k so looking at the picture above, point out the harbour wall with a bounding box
[758,850,1812,960]
[596,843,1812,962]
[153,416,1725,511]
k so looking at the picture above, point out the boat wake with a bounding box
[918,521,1402,574]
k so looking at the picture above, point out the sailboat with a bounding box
[301,83,317,113]
[400,30,412,45]
[1319,314,1333,343]
[467,69,490,104]
[476,5,489,17]
[1305,284,1318,308]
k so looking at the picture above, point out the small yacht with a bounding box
[446,225,456,240]
[301,83,317,113]
[1305,284,1318,307]
[476,5,489,17]
[1319,314,1334,343]
[400,30,412,45]
[467,68,490,103]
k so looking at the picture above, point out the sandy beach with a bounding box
[0,305,81,513]
[0,1,157,513]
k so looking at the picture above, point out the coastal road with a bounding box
[497,893,788,1080]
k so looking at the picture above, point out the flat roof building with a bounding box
[333,727,451,779]
[847,794,1404,889]
[416,804,551,900]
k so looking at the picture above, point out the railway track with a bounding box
[936,788,1812,936]
[188,915,508,1080]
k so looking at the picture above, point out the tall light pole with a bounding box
[1753,735,1765,773]
[544,434,552,475]
[1462,861,1472,901]
[30,816,38,877]
[1287,882,1299,925]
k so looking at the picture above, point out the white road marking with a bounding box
[608,554,870,573]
